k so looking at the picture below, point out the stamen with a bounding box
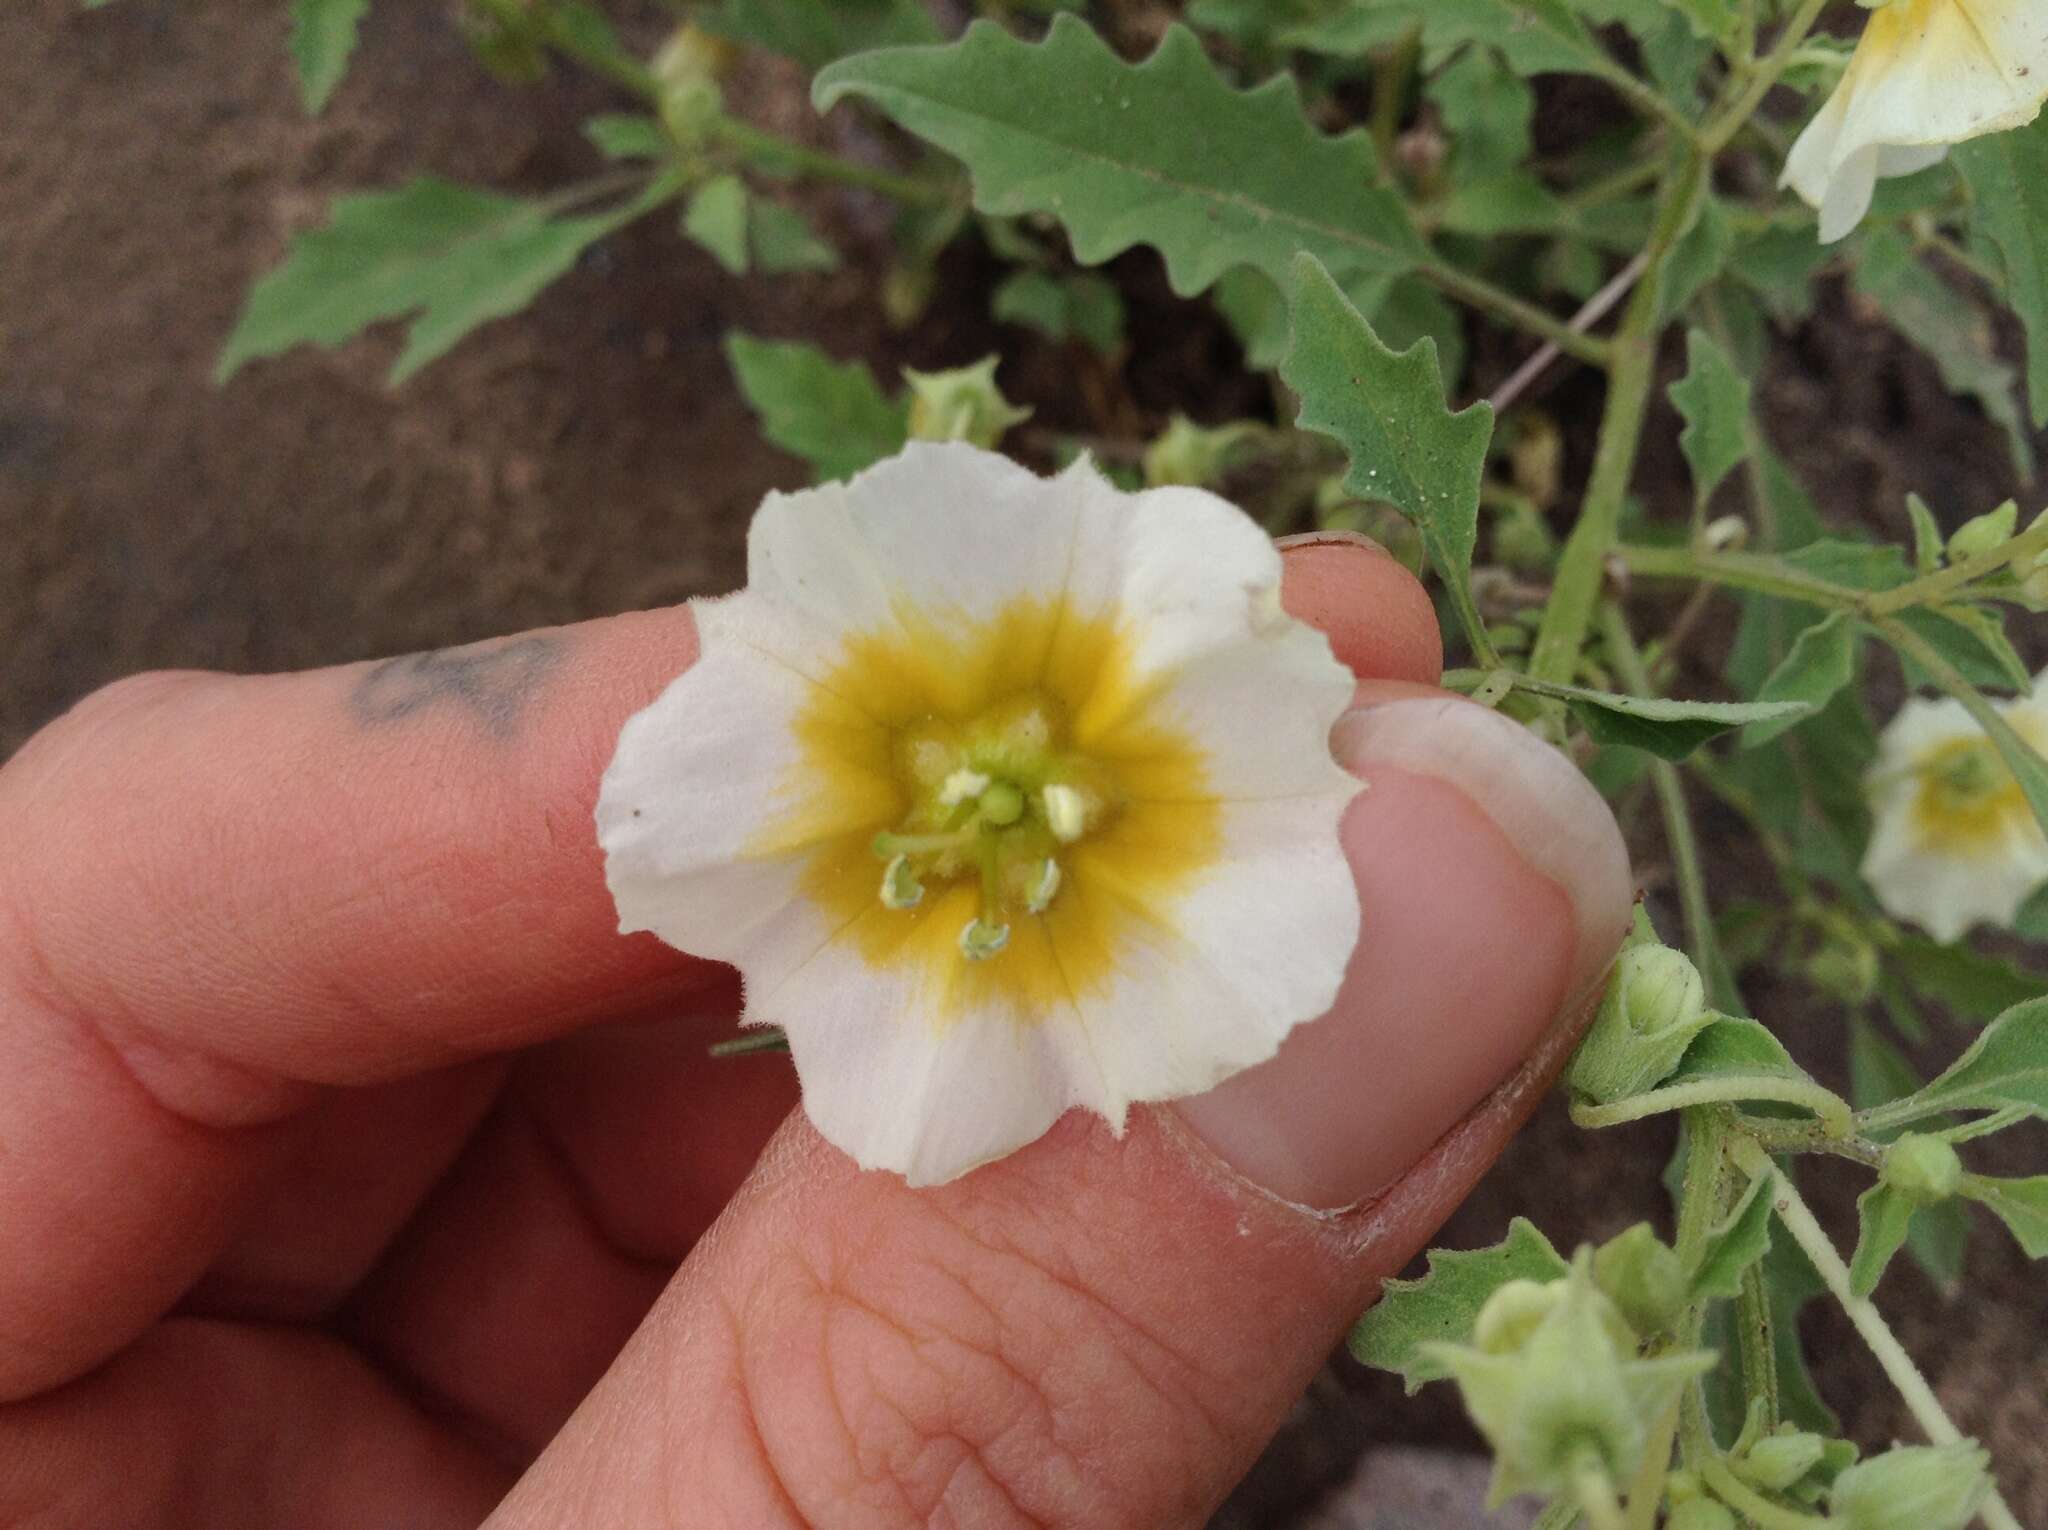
[939,768,992,807]
[959,918,1011,960]
[879,854,924,909]
[873,829,974,858]
[1025,857,1061,914]
[1042,783,1087,843]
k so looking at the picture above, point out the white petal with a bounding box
[1863,829,2048,942]
[1867,692,1981,780]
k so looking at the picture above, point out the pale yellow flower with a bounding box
[1783,0,2048,243]
[1862,674,2048,942]
[597,443,1362,1184]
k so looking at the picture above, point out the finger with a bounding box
[490,697,1632,1528]
[327,539,1444,1451]
[0,538,1430,1404]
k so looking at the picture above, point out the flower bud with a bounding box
[1591,1224,1686,1336]
[1142,415,1261,488]
[904,356,1032,448]
[1738,1428,1828,1492]
[1666,1501,1737,1530]
[651,23,736,91]
[1881,1132,1963,1203]
[1829,1443,1991,1530]
[1804,929,1879,1005]
[1945,500,2018,562]
[1567,941,1714,1104]
[1423,1256,1711,1505]
[1493,509,1556,575]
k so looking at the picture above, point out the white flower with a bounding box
[1782,0,2048,243]
[596,442,1363,1185]
[1861,674,2048,942]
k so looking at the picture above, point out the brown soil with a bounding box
[6,3,2044,1526]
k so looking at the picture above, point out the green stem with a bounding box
[1370,24,1423,169]
[1741,1118,1885,1167]
[712,118,960,206]
[1866,517,2048,615]
[1697,0,1833,156]
[1418,260,1614,366]
[471,0,663,98]
[1616,544,1860,608]
[1527,154,1708,686]
[1736,1258,1779,1424]
[1572,1449,1629,1530]
[1532,1501,1585,1530]
[1622,1393,1684,1530]
[1699,1456,1831,1529]
[1730,1138,2025,1530]
[1600,602,1722,993]
[1939,1107,2031,1144]
[1572,1076,1853,1137]
[1672,1110,1727,1469]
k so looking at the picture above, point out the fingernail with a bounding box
[1274,529,1391,557]
[1174,697,1632,1211]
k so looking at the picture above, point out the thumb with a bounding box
[488,696,1632,1530]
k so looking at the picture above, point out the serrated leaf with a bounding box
[1657,195,1734,326]
[1428,44,1534,182]
[584,114,669,161]
[1691,1173,1774,1300]
[1853,227,2035,480]
[1282,253,1494,654]
[1848,1181,1917,1298]
[814,18,1427,300]
[1671,327,1752,508]
[1742,612,1858,748]
[748,197,841,274]
[701,0,940,71]
[1499,675,1814,760]
[1865,997,2048,1127]
[683,175,752,274]
[217,175,673,386]
[724,332,908,482]
[1961,1174,2048,1257]
[1362,0,1638,84]
[291,0,370,114]
[1348,1218,1569,1391]
[1954,112,2048,428]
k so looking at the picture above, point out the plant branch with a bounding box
[1699,1455,1831,1529]
[1419,260,1614,366]
[1730,1138,2024,1530]
[1573,1076,1854,1137]
[1698,0,1833,156]
[712,118,961,206]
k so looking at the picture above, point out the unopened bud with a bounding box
[904,356,1031,448]
[1738,1429,1828,1492]
[1829,1443,1991,1530]
[1946,500,2018,562]
[1592,1224,1686,1336]
[1666,1502,1737,1530]
[1142,414,1261,488]
[1805,932,1879,1005]
[1882,1132,1963,1203]
[1567,942,1714,1104]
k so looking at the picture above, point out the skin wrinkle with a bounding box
[713,1289,823,1530]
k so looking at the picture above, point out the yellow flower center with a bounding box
[1908,734,2030,852]
[749,595,1223,1025]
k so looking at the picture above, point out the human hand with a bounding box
[0,534,1630,1529]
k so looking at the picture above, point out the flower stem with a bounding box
[1697,0,1833,156]
[712,117,961,207]
[1572,1076,1853,1137]
[1417,260,1614,366]
[1729,1138,2025,1530]
[1865,517,2048,615]
[1699,1455,1831,1529]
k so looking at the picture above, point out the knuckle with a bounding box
[731,1206,1230,1530]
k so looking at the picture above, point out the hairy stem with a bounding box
[713,118,960,206]
[1730,1139,2024,1530]
[1419,260,1614,366]
[1697,0,1833,156]
[1573,1077,1853,1137]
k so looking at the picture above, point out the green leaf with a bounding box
[1366,0,1639,85]
[290,0,370,114]
[217,175,672,386]
[1670,328,1751,508]
[1899,604,2033,694]
[1850,1023,1969,1284]
[814,18,1427,300]
[991,270,1125,353]
[1656,195,1734,327]
[1866,997,2048,1127]
[748,197,841,274]
[1670,1015,1813,1089]
[1348,1218,1570,1391]
[1954,112,2048,428]
[1905,493,1945,576]
[1891,936,2047,1022]
[1282,254,1494,655]
[1848,1181,1917,1298]
[1428,44,1534,182]
[2017,884,2048,940]
[1742,612,1858,748]
[1660,0,1737,41]
[683,175,752,274]
[583,114,670,161]
[1961,1174,2048,1258]
[1498,675,1815,760]
[1690,1173,1774,1301]
[724,333,908,482]
[702,0,940,71]
[1852,228,2036,480]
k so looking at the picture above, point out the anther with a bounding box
[959,919,1011,960]
[1025,857,1061,914]
[879,854,924,910]
[939,768,992,807]
[1042,783,1087,843]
